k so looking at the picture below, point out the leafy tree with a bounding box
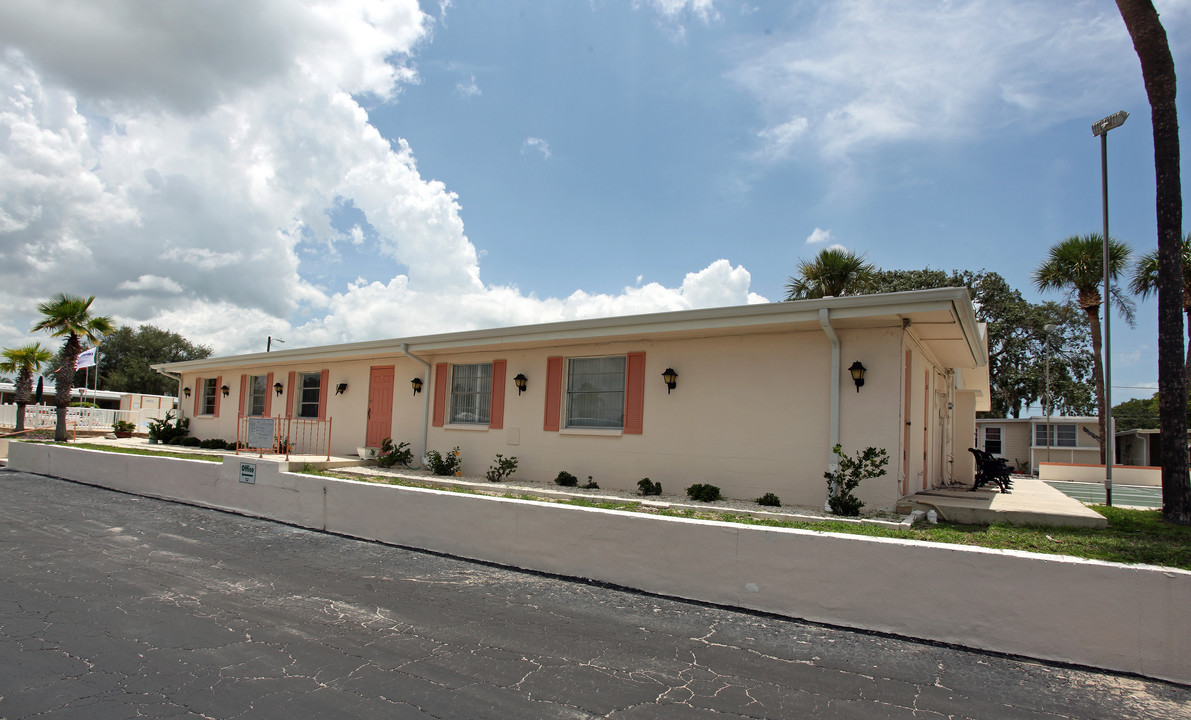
[0,342,54,432]
[784,248,875,300]
[1112,394,1159,432]
[1034,234,1134,464]
[94,325,213,396]
[1116,0,1188,524]
[859,269,1094,417]
[31,294,115,441]
[1130,234,1191,369]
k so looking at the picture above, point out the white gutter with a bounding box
[400,343,431,467]
[818,308,841,511]
[152,368,183,399]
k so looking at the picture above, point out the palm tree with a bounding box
[0,342,54,432]
[1034,234,1134,464]
[784,248,875,300]
[1116,0,1188,525]
[1130,234,1191,371]
[31,294,114,441]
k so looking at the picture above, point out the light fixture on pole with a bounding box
[267,336,285,352]
[1092,110,1127,507]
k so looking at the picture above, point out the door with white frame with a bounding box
[980,425,1004,457]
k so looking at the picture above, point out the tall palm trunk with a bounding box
[1117,0,1189,524]
[1084,304,1107,465]
[14,370,30,432]
[54,334,80,442]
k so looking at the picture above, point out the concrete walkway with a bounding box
[898,476,1108,528]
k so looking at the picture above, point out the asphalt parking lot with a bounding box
[2,469,1188,719]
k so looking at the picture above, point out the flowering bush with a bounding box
[426,446,462,476]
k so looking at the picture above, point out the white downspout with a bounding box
[400,343,431,467]
[819,308,841,511]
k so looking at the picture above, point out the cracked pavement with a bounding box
[1,469,1188,719]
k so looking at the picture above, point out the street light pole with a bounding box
[1092,110,1127,507]
[267,336,285,352]
[1045,323,1056,470]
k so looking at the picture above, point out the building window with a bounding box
[449,363,492,424]
[199,377,217,416]
[1036,423,1077,447]
[566,356,626,429]
[982,425,1002,455]
[248,375,268,416]
[296,372,321,419]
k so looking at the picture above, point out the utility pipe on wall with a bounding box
[399,343,431,466]
[818,308,841,511]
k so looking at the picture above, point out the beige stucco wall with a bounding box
[178,324,961,510]
[10,442,1187,686]
[1039,462,1161,486]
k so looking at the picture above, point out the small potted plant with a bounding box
[112,420,136,438]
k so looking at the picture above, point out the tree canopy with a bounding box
[95,325,213,396]
[856,268,1094,418]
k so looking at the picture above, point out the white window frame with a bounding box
[296,372,321,419]
[1035,423,1077,448]
[199,377,217,416]
[565,356,626,430]
[449,363,492,425]
[247,374,268,416]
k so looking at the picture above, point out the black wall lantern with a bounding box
[220,385,230,397]
[273,381,284,396]
[182,386,191,398]
[335,382,348,395]
[848,361,867,392]
[513,373,528,395]
[661,368,678,394]
[411,377,423,395]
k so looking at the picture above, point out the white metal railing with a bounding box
[0,404,172,433]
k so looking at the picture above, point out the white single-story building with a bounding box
[974,416,1103,475]
[154,288,990,510]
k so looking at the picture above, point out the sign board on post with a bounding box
[246,417,276,451]
[239,462,256,484]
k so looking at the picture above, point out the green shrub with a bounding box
[825,444,889,516]
[686,483,721,502]
[554,471,578,487]
[485,454,518,482]
[112,420,136,434]
[147,411,189,445]
[180,436,202,447]
[426,446,462,476]
[756,492,781,507]
[581,476,599,489]
[637,478,663,496]
[199,438,231,450]
[377,438,413,469]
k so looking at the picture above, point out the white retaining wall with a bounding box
[8,442,1189,686]
[1039,462,1162,487]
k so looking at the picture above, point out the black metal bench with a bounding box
[968,448,1013,493]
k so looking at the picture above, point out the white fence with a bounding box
[0,404,172,433]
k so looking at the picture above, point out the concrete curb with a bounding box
[8,441,1189,686]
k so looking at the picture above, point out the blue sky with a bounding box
[0,0,1188,408]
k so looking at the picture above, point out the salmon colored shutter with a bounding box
[624,352,645,434]
[286,371,297,417]
[193,377,201,416]
[239,374,247,415]
[543,357,563,432]
[264,372,274,417]
[489,360,506,429]
[318,369,329,420]
[213,375,222,418]
[432,363,448,427]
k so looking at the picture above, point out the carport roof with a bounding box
[154,287,987,374]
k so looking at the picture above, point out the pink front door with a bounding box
[366,366,395,447]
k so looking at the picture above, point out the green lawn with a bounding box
[19,446,1191,570]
